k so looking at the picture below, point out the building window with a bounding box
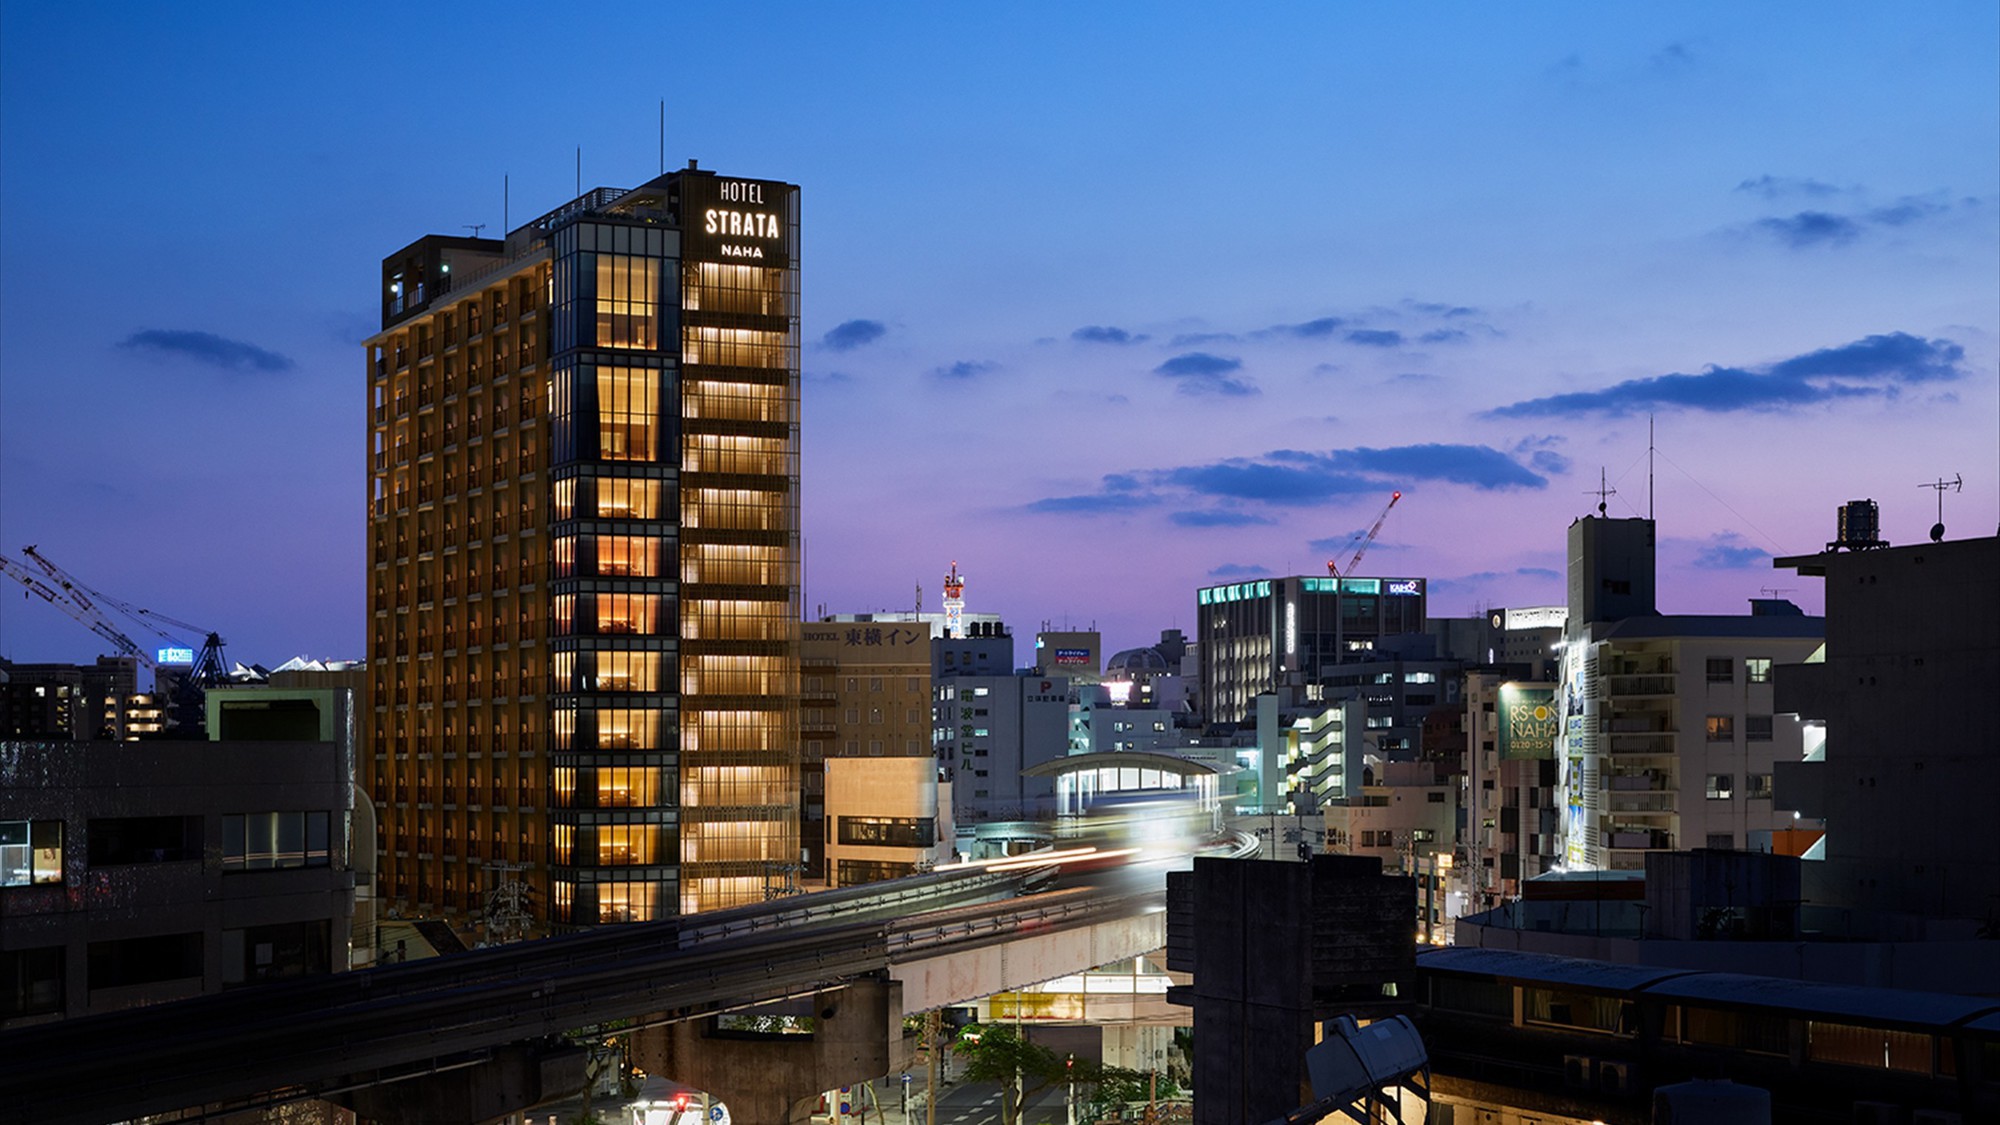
[837,817,936,848]
[837,858,917,886]
[1747,773,1773,799]
[1746,658,1773,684]
[595,366,659,461]
[1706,832,1734,849]
[1706,658,1733,684]
[0,820,63,887]
[1745,715,1774,741]
[595,255,660,349]
[0,946,63,1019]
[1705,774,1734,800]
[223,812,331,870]
[1705,715,1734,742]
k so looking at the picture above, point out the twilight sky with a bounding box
[2,3,1995,668]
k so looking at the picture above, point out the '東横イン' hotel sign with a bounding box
[683,176,794,268]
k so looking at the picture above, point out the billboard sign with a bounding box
[157,646,196,665]
[1503,606,1567,631]
[679,175,795,268]
[1497,684,1557,760]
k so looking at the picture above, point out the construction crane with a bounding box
[0,554,150,663]
[12,546,230,730]
[1326,491,1403,578]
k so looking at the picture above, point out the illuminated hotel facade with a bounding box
[366,165,801,926]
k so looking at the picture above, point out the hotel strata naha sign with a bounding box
[683,176,794,268]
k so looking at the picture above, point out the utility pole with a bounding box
[925,1010,940,1125]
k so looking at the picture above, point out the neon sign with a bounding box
[157,646,195,665]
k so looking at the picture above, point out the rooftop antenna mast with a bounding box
[463,224,486,239]
[1648,414,1655,520]
[1587,469,1617,516]
[1919,473,1963,542]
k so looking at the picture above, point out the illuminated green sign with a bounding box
[1498,684,1557,760]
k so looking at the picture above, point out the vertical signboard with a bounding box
[678,175,796,268]
[1497,684,1557,760]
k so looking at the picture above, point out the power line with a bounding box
[1650,444,1787,554]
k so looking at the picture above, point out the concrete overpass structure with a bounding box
[0,852,1205,1124]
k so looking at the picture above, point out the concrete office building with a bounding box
[800,620,935,884]
[1033,629,1101,684]
[366,165,801,926]
[1773,531,2000,926]
[1197,575,1428,726]
[1555,517,1823,871]
[1461,672,1561,910]
[1,688,356,1027]
[934,673,1070,826]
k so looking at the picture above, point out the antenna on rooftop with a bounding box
[1648,414,1655,521]
[463,224,486,239]
[1919,473,1962,542]
[1587,469,1617,517]
[1759,586,1797,598]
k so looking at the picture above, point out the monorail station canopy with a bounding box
[1022,750,1227,818]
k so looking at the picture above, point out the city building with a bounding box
[800,620,936,884]
[1,686,356,1027]
[1100,629,1196,716]
[1772,530,2000,927]
[0,657,166,742]
[1196,575,1429,726]
[1460,672,1561,911]
[365,164,802,926]
[933,672,1070,830]
[823,755,952,885]
[1033,629,1101,684]
[1554,517,1823,871]
[1068,687,1181,757]
[1321,759,1459,936]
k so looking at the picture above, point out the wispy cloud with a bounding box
[1025,443,1547,518]
[1259,317,1346,340]
[931,359,997,380]
[1748,191,1970,249]
[1025,487,1161,515]
[1735,174,1843,200]
[1427,566,1563,592]
[1155,352,1257,396]
[1489,332,1966,418]
[1346,329,1404,348]
[1691,532,1770,570]
[1756,211,1861,248]
[1208,563,1273,578]
[120,329,294,373]
[821,319,887,351]
[1072,325,1146,345]
[1171,509,1275,528]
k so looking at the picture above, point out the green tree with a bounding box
[956,1025,1160,1125]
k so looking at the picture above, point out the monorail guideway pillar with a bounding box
[632,977,914,1124]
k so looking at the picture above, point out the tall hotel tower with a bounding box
[366,166,801,926]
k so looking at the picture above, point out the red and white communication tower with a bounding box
[941,561,966,639]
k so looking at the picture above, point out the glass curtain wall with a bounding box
[678,227,802,912]
[546,218,680,924]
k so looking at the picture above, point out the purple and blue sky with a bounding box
[2,3,1995,667]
